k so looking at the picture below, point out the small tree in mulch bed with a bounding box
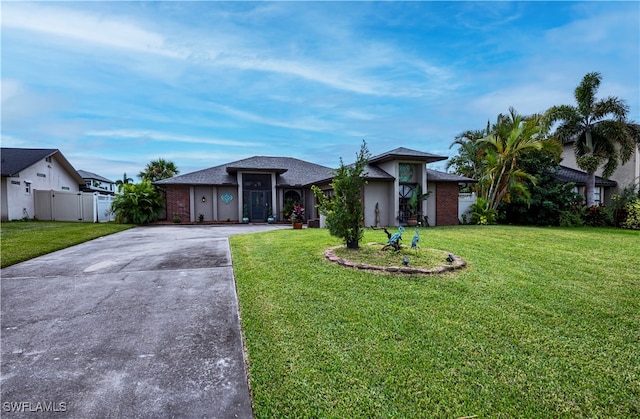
[312,140,370,249]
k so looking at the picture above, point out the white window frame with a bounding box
[594,187,602,205]
[24,181,32,194]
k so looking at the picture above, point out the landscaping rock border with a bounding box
[324,244,466,275]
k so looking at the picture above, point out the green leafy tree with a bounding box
[500,150,583,226]
[139,158,179,182]
[112,181,164,224]
[548,72,639,207]
[312,141,370,249]
[477,108,562,211]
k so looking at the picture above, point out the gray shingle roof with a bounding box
[369,147,447,164]
[155,156,334,187]
[155,149,454,187]
[426,169,477,183]
[1,147,84,184]
[77,170,114,183]
[1,148,58,176]
[556,165,617,187]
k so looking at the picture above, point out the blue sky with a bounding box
[2,1,639,182]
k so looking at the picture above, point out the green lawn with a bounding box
[230,226,640,418]
[0,221,135,268]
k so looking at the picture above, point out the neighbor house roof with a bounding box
[369,147,447,164]
[1,148,84,184]
[1,148,58,176]
[155,156,334,187]
[556,165,617,187]
[426,169,477,183]
[77,170,114,184]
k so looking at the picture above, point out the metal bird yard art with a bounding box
[410,227,420,255]
[382,226,404,252]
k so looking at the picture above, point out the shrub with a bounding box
[610,183,640,227]
[583,205,610,227]
[621,199,640,230]
[559,206,585,227]
[112,181,164,224]
[470,198,498,225]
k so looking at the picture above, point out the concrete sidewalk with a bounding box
[1,225,287,418]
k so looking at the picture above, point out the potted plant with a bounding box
[290,204,305,229]
[242,203,249,223]
[267,205,276,223]
[407,185,431,227]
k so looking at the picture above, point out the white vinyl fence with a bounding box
[458,192,476,223]
[34,190,116,222]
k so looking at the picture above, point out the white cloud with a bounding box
[2,3,186,59]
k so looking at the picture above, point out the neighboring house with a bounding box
[1,148,85,221]
[155,147,476,227]
[556,165,617,206]
[78,170,116,195]
[560,144,640,205]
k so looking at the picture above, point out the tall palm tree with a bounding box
[477,108,562,211]
[115,173,134,190]
[139,158,179,182]
[548,72,638,207]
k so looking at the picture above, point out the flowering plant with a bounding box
[290,204,305,223]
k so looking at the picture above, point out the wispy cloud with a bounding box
[207,103,340,133]
[85,129,263,148]
[2,3,185,59]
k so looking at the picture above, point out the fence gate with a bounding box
[34,190,115,222]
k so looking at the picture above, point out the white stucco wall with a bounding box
[562,145,640,191]
[3,154,80,220]
[363,181,394,227]
[426,184,437,226]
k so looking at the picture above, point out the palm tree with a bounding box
[447,127,489,180]
[477,108,562,211]
[139,158,179,182]
[548,72,639,207]
[115,173,134,190]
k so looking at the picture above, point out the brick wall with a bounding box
[165,186,190,222]
[435,183,459,226]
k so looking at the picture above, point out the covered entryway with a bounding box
[242,173,272,222]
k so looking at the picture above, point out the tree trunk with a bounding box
[346,240,359,249]
[585,171,596,207]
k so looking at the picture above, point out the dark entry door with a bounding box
[250,191,268,222]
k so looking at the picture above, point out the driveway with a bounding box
[1,224,287,418]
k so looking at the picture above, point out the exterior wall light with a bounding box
[201,196,206,203]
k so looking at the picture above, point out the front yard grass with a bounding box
[231,225,640,418]
[1,221,135,268]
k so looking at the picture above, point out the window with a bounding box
[24,181,31,194]
[594,187,602,205]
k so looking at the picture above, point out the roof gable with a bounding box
[369,147,447,164]
[1,148,84,185]
[1,148,58,176]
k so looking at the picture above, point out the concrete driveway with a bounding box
[1,224,287,418]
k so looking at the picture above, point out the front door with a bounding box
[250,191,269,222]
